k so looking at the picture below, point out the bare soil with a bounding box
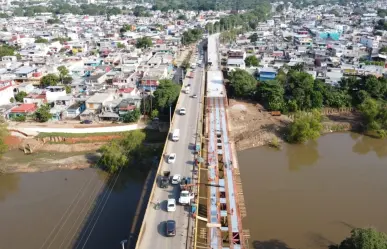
[227,99,360,151]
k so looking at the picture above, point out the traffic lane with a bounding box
[137,68,203,249]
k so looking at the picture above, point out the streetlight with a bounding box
[120,240,127,249]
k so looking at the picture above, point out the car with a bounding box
[192,94,197,98]
[171,174,181,185]
[159,176,169,188]
[167,199,176,212]
[167,153,176,164]
[186,83,191,87]
[179,108,186,115]
[165,220,176,237]
[81,120,93,124]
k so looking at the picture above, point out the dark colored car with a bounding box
[81,120,93,124]
[159,176,169,188]
[165,220,176,237]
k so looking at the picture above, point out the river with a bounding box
[0,166,148,249]
[239,133,387,249]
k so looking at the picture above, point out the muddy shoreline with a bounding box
[227,99,362,151]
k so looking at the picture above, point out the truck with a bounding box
[171,129,180,141]
[178,190,194,205]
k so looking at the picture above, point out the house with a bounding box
[50,96,75,121]
[0,80,14,106]
[8,103,37,119]
[23,92,47,106]
[85,93,114,111]
[63,102,86,119]
[13,82,34,94]
[46,86,66,102]
[117,98,139,116]
[259,68,278,81]
[226,58,246,72]
[112,71,137,89]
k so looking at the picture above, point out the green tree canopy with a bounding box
[0,45,17,58]
[34,104,52,123]
[35,37,49,43]
[332,227,387,249]
[244,55,259,67]
[99,130,146,173]
[123,108,141,123]
[248,33,258,42]
[228,69,257,98]
[153,79,181,111]
[256,80,285,111]
[136,37,153,49]
[57,66,69,81]
[14,91,27,102]
[133,6,150,17]
[181,28,203,45]
[286,110,322,143]
[41,74,60,87]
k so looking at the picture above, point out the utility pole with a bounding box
[169,104,172,125]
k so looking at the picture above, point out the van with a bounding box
[172,129,180,141]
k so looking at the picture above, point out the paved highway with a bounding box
[136,49,205,249]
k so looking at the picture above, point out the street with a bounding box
[136,57,204,249]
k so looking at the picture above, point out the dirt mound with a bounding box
[4,136,24,149]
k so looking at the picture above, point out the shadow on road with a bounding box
[157,222,166,236]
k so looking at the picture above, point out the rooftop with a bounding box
[206,70,225,98]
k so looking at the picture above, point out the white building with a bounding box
[360,36,380,50]
[45,86,66,102]
[0,80,14,105]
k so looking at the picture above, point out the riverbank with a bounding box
[227,99,361,151]
[0,150,101,174]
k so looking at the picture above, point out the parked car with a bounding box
[81,120,93,124]
[192,94,197,98]
[165,220,176,237]
[171,174,181,185]
[167,199,176,212]
[167,153,176,164]
[179,108,186,115]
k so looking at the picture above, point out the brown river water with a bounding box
[239,133,387,249]
[0,166,147,249]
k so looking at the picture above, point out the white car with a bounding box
[179,108,186,115]
[167,153,176,164]
[171,174,181,185]
[167,199,176,212]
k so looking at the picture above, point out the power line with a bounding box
[58,178,106,249]
[39,175,95,249]
[46,176,96,249]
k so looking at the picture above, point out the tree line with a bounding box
[228,66,387,141]
[181,28,203,45]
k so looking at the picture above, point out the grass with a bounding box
[36,129,168,143]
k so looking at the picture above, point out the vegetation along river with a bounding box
[0,165,148,249]
[239,132,387,249]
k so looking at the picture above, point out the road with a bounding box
[136,49,204,249]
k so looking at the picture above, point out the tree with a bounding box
[276,4,284,12]
[57,66,69,83]
[380,46,387,53]
[122,108,141,123]
[153,80,181,111]
[99,130,146,173]
[14,91,27,102]
[65,85,72,94]
[228,69,257,98]
[332,228,387,249]
[47,18,60,24]
[35,37,49,43]
[34,104,52,122]
[286,110,322,143]
[0,45,16,58]
[256,80,285,111]
[177,14,187,20]
[135,37,153,49]
[248,33,258,42]
[41,74,60,87]
[116,42,125,49]
[150,109,159,119]
[244,55,259,67]
[99,141,128,173]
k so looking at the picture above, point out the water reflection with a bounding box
[0,174,20,202]
[351,135,387,158]
[286,141,320,171]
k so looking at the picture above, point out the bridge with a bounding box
[133,34,249,249]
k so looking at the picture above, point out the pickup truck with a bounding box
[178,190,194,205]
